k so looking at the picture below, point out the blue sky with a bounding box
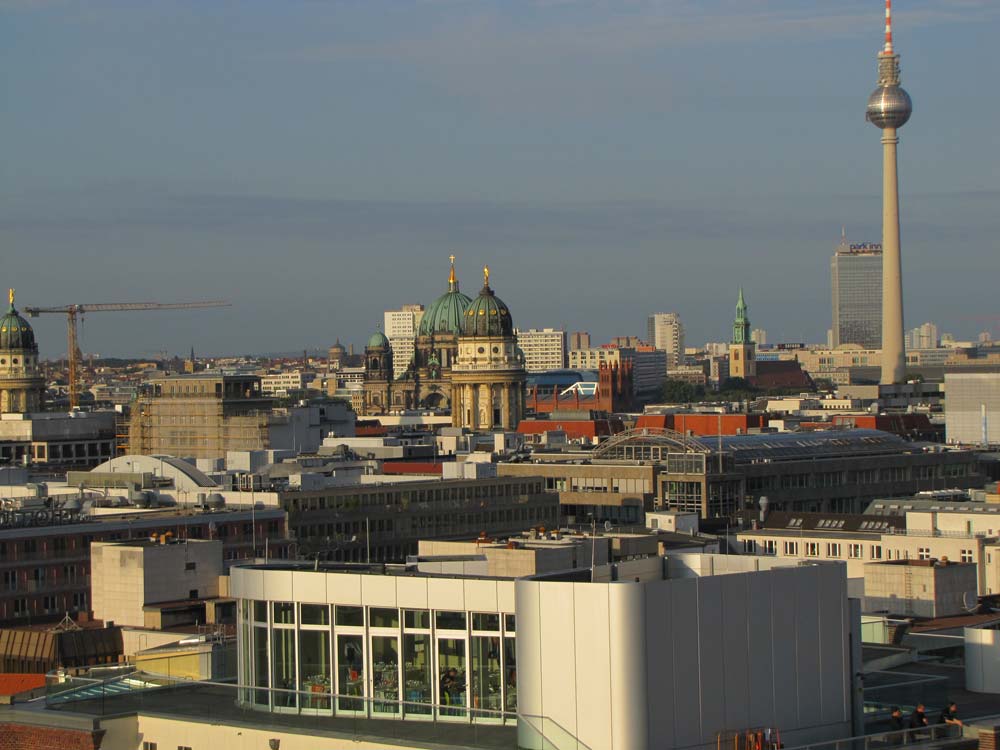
[1,0,997,358]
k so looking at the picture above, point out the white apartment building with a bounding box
[384,304,425,379]
[738,505,1000,598]
[646,313,685,370]
[568,347,667,397]
[905,322,939,351]
[260,371,315,396]
[514,328,566,372]
[751,328,767,346]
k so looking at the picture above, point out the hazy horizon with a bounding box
[2,1,997,358]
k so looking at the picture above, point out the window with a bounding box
[804,542,819,557]
[185,562,196,571]
[783,541,799,556]
[743,539,756,554]
[961,549,974,563]
[826,543,842,558]
[918,547,931,561]
[142,743,157,750]
[763,540,777,556]
[849,544,863,559]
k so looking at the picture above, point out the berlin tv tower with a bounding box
[866,0,912,384]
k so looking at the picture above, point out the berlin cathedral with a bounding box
[363,260,526,430]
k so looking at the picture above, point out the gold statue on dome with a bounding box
[483,266,490,287]
[8,289,13,307]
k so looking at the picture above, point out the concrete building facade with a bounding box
[831,240,883,349]
[514,328,566,373]
[646,313,685,370]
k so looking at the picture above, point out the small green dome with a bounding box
[366,330,390,349]
[461,283,514,338]
[0,302,37,352]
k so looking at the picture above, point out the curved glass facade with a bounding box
[237,599,517,723]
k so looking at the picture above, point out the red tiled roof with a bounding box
[0,673,46,696]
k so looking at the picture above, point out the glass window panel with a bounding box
[369,607,399,629]
[271,628,297,708]
[337,634,364,712]
[437,637,467,716]
[301,604,329,626]
[504,636,517,713]
[471,635,502,718]
[371,635,400,714]
[272,602,295,625]
[299,629,331,710]
[403,633,432,715]
[336,606,363,627]
[472,613,500,632]
[405,609,430,630]
[504,614,516,633]
[252,625,269,705]
[253,600,267,623]
[435,610,467,631]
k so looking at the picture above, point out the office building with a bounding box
[945,373,1000,446]
[0,505,286,625]
[0,411,116,468]
[384,304,425,379]
[568,331,591,351]
[905,322,939,351]
[514,328,566,373]
[865,0,912,382]
[831,237,883,349]
[751,328,767,346]
[646,313,685,370]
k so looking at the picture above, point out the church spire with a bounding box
[733,288,751,344]
[448,254,458,292]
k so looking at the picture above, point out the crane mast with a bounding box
[23,300,230,408]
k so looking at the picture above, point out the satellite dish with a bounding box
[604,521,613,532]
[963,591,978,613]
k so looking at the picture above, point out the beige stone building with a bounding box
[91,538,223,628]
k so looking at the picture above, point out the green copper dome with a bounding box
[461,270,514,338]
[0,293,37,352]
[366,330,390,349]
[418,259,472,337]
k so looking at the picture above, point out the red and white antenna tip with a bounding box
[883,0,894,54]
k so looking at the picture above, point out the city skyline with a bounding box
[2,1,998,357]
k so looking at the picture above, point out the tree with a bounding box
[660,378,705,403]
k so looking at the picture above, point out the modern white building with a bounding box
[905,322,939,351]
[229,552,861,750]
[646,313,685,370]
[384,304,425,379]
[514,328,566,373]
[946,372,1000,447]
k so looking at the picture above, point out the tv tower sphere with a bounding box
[866,85,912,129]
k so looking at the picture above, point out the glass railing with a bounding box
[44,668,596,750]
[782,723,965,750]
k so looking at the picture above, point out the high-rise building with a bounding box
[646,313,685,370]
[865,0,912,383]
[905,322,938,350]
[729,288,756,380]
[751,328,767,346]
[515,328,566,372]
[383,304,425,379]
[568,331,591,351]
[831,234,883,349]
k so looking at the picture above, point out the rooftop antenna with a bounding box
[882,0,894,55]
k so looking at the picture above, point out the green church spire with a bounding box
[732,287,751,344]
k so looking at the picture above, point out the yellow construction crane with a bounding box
[23,300,231,408]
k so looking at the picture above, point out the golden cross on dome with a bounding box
[448,254,457,289]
